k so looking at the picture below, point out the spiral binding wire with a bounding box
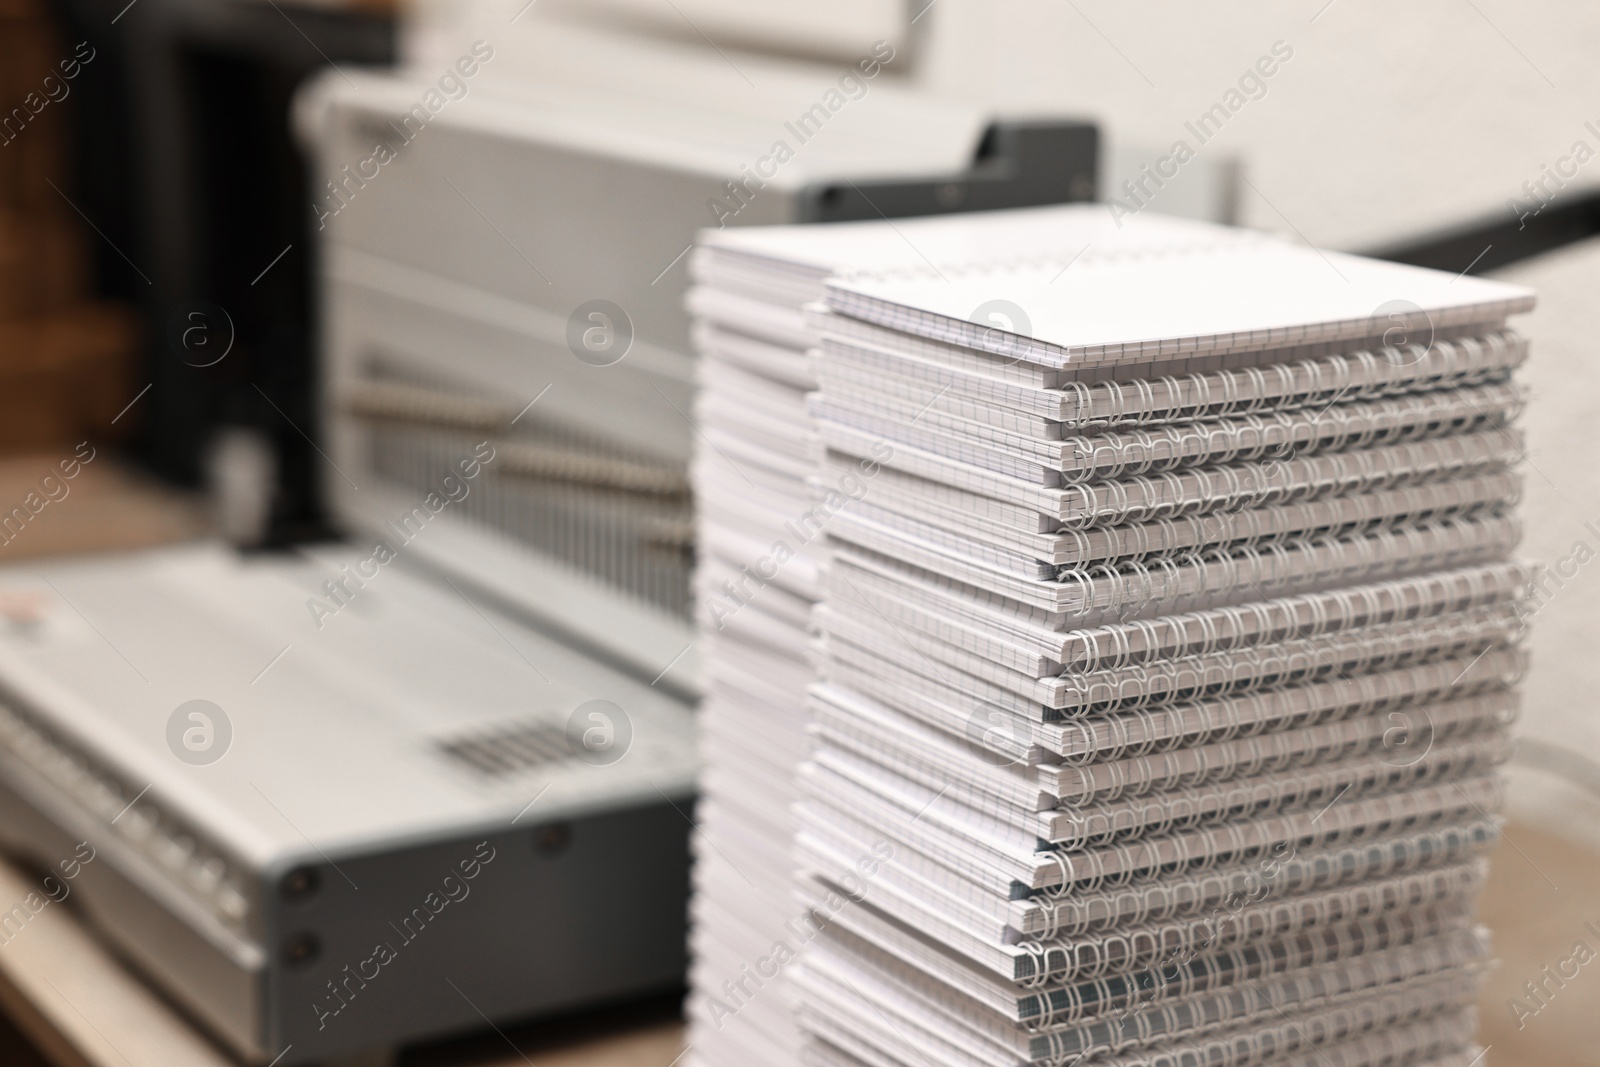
[819,600,1519,720]
[813,327,1525,426]
[810,683,1507,844]
[1031,970,1479,1066]
[1013,872,1474,987]
[818,641,1518,772]
[814,378,1522,477]
[1057,564,1529,670]
[1054,515,1522,619]
[843,473,1520,586]
[1021,820,1496,940]
[794,1000,1476,1067]
[1056,430,1518,530]
[815,379,1523,484]
[793,902,1478,1062]
[1076,1010,1475,1067]
[1021,920,1483,1032]
[1051,605,1519,715]
[822,614,1519,748]
[1050,734,1510,849]
[1054,384,1524,482]
[1029,938,1483,1059]
[1053,331,1525,427]
[811,891,1484,1035]
[814,702,1511,857]
[1050,696,1515,805]
[823,555,1529,674]
[1048,649,1522,764]
[1028,773,1502,898]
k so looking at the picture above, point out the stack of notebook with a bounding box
[683,229,826,1067]
[683,208,1238,1067]
[687,204,1534,1067]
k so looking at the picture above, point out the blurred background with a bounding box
[2,0,1600,1064]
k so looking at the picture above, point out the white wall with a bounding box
[405,0,1600,250]
[918,0,1600,250]
[1489,241,1600,835]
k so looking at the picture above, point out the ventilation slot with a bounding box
[437,720,576,778]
